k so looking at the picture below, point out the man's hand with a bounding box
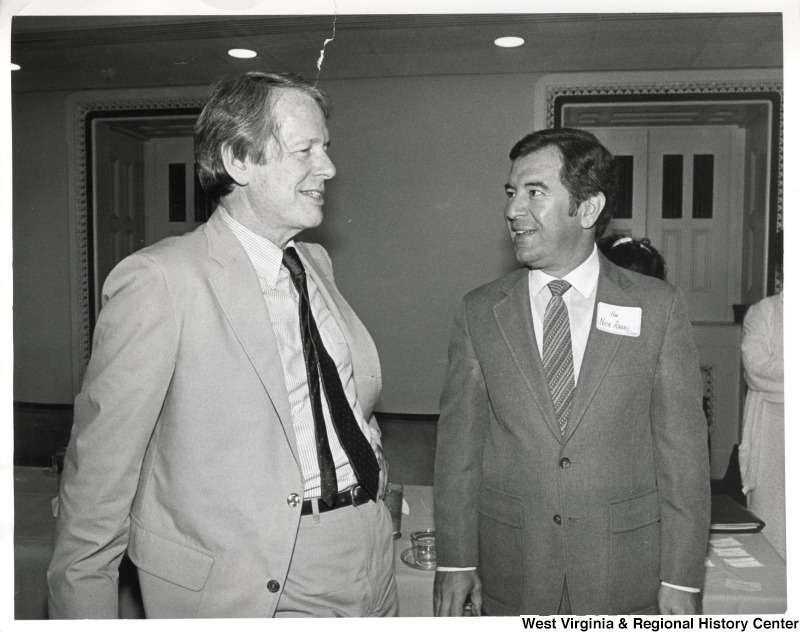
[434,570,482,616]
[373,444,389,499]
[658,584,701,614]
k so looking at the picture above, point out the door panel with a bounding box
[145,136,213,246]
[589,128,648,240]
[646,127,734,322]
[93,124,145,310]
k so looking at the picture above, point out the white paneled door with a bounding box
[590,126,743,323]
[93,124,146,313]
[144,136,212,246]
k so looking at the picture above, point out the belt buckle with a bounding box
[349,484,364,505]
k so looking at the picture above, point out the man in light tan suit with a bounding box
[48,71,397,618]
[434,128,710,616]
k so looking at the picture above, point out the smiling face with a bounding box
[504,145,598,277]
[234,88,336,246]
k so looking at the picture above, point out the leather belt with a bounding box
[300,484,371,516]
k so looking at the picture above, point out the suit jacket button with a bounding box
[559,457,571,469]
[267,580,280,593]
[553,514,562,525]
[287,493,301,507]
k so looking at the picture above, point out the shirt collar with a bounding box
[219,207,293,289]
[529,244,600,299]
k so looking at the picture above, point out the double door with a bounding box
[589,126,743,323]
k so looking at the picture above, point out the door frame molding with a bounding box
[533,70,783,294]
[65,87,207,392]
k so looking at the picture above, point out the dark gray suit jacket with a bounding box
[434,255,710,615]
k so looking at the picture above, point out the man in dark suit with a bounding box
[48,71,397,618]
[433,128,710,616]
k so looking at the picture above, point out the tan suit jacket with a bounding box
[434,256,710,615]
[47,211,383,618]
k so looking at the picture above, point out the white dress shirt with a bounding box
[220,208,379,499]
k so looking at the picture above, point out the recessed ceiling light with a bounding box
[10,62,20,71]
[228,48,257,59]
[494,36,525,48]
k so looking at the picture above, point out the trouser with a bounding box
[275,498,398,617]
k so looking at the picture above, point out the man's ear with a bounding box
[579,192,606,230]
[220,144,250,186]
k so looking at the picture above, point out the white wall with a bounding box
[308,73,543,412]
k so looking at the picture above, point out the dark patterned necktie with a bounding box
[282,247,380,504]
[543,280,575,436]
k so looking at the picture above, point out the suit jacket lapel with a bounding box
[295,242,380,418]
[493,269,563,440]
[564,256,633,442]
[204,212,301,467]
[296,244,345,338]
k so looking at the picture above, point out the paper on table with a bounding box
[402,498,410,515]
[724,557,763,568]
[715,547,749,558]
[725,579,762,592]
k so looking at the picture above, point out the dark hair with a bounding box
[597,234,667,280]
[509,128,616,237]
[194,71,332,202]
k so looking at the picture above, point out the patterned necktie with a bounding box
[282,247,380,504]
[543,280,575,436]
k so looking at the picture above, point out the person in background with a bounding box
[433,128,710,616]
[47,71,397,618]
[597,234,667,281]
[739,232,784,559]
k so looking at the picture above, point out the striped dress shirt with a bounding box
[220,208,379,499]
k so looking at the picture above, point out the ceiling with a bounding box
[10,13,783,94]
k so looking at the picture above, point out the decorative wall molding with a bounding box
[700,365,715,434]
[542,79,783,130]
[534,71,783,298]
[66,88,209,389]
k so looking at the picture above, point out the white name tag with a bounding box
[596,302,642,337]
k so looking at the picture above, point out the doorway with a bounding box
[554,92,781,306]
[91,114,207,317]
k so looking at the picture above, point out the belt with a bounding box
[300,484,372,516]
